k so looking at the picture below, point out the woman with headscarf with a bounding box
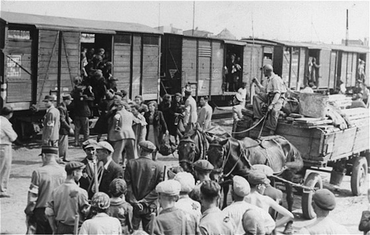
[144,101,168,159]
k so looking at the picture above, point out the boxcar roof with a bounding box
[0,11,161,35]
[243,38,369,54]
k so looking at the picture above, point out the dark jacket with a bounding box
[79,157,95,199]
[99,160,124,196]
[124,155,163,203]
[58,102,71,135]
[144,111,168,141]
[159,101,177,136]
[71,86,94,117]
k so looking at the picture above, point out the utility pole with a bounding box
[345,9,349,46]
[192,1,195,36]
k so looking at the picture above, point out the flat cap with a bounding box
[95,141,114,153]
[174,172,195,193]
[139,141,156,153]
[200,180,221,198]
[312,189,336,211]
[42,94,56,102]
[242,208,266,235]
[193,160,214,172]
[156,180,181,196]
[82,139,98,149]
[233,175,250,197]
[248,170,270,186]
[65,161,85,172]
[41,146,58,155]
[261,64,273,71]
[251,164,274,177]
[91,192,110,210]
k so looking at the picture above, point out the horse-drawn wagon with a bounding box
[250,106,369,219]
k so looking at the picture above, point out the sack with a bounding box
[359,210,370,232]
[158,133,176,156]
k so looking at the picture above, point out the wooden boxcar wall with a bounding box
[243,44,262,89]
[113,34,160,100]
[211,40,223,96]
[37,30,79,107]
[182,37,197,89]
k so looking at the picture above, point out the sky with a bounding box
[1,1,369,45]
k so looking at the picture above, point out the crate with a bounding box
[299,93,329,118]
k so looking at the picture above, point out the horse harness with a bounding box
[210,139,262,178]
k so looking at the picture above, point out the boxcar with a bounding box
[160,33,265,106]
[0,11,162,137]
[242,38,369,92]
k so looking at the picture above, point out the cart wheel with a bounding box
[302,172,323,220]
[351,156,368,196]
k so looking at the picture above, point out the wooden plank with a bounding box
[330,127,357,158]
[352,126,370,153]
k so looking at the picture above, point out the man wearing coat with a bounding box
[183,90,197,133]
[124,141,164,233]
[58,94,74,162]
[107,100,137,165]
[94,141,124,196]
[79,139,98,199]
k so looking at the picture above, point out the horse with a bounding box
[206,135,304,213]
[177,124,231,173]
[177,128,209,173]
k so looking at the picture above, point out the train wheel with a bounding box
[302,172,323,220]
[351,156,368,196]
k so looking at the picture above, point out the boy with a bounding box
[107,178,133,235]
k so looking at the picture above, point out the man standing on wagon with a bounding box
[252,64,286,135]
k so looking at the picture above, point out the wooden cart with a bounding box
[250,108,369,219]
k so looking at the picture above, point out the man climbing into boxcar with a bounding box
[252,64,286,135]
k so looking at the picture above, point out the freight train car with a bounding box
[0,11,162,137]
[242,38,369,92]
[160,33,265,106]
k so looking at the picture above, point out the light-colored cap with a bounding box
[95,141,114,153]
[232,175,250,197]
[156,180,181,196]
[174,172,195,193]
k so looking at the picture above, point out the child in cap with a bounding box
[79,192,122,235]
[107,178,133,235]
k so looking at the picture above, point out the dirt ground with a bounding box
[0,120,367,234]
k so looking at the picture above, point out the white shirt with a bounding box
[0,116,18,145]
[297,216,349,235]
[175,195,201,222]
[184,96,198,125]
[79,213,122,235]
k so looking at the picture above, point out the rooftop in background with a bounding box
[0,11,161,35]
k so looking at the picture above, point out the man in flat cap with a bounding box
[223,176,275,235]
[94,141,124,196]
[42,95,60,148]
[124,140,164,233]
[24,146,66,234]
[149,180,200,235]
[174,172,201,221]
[45,162,90,234]
[79,139,98,198]
[252,64,286,134]
[297,189,349,235]
[245,170,293,233]
[199,180,235,235]
[58,94,74,162]
[183,89,197,133]
[189,160,214,203]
